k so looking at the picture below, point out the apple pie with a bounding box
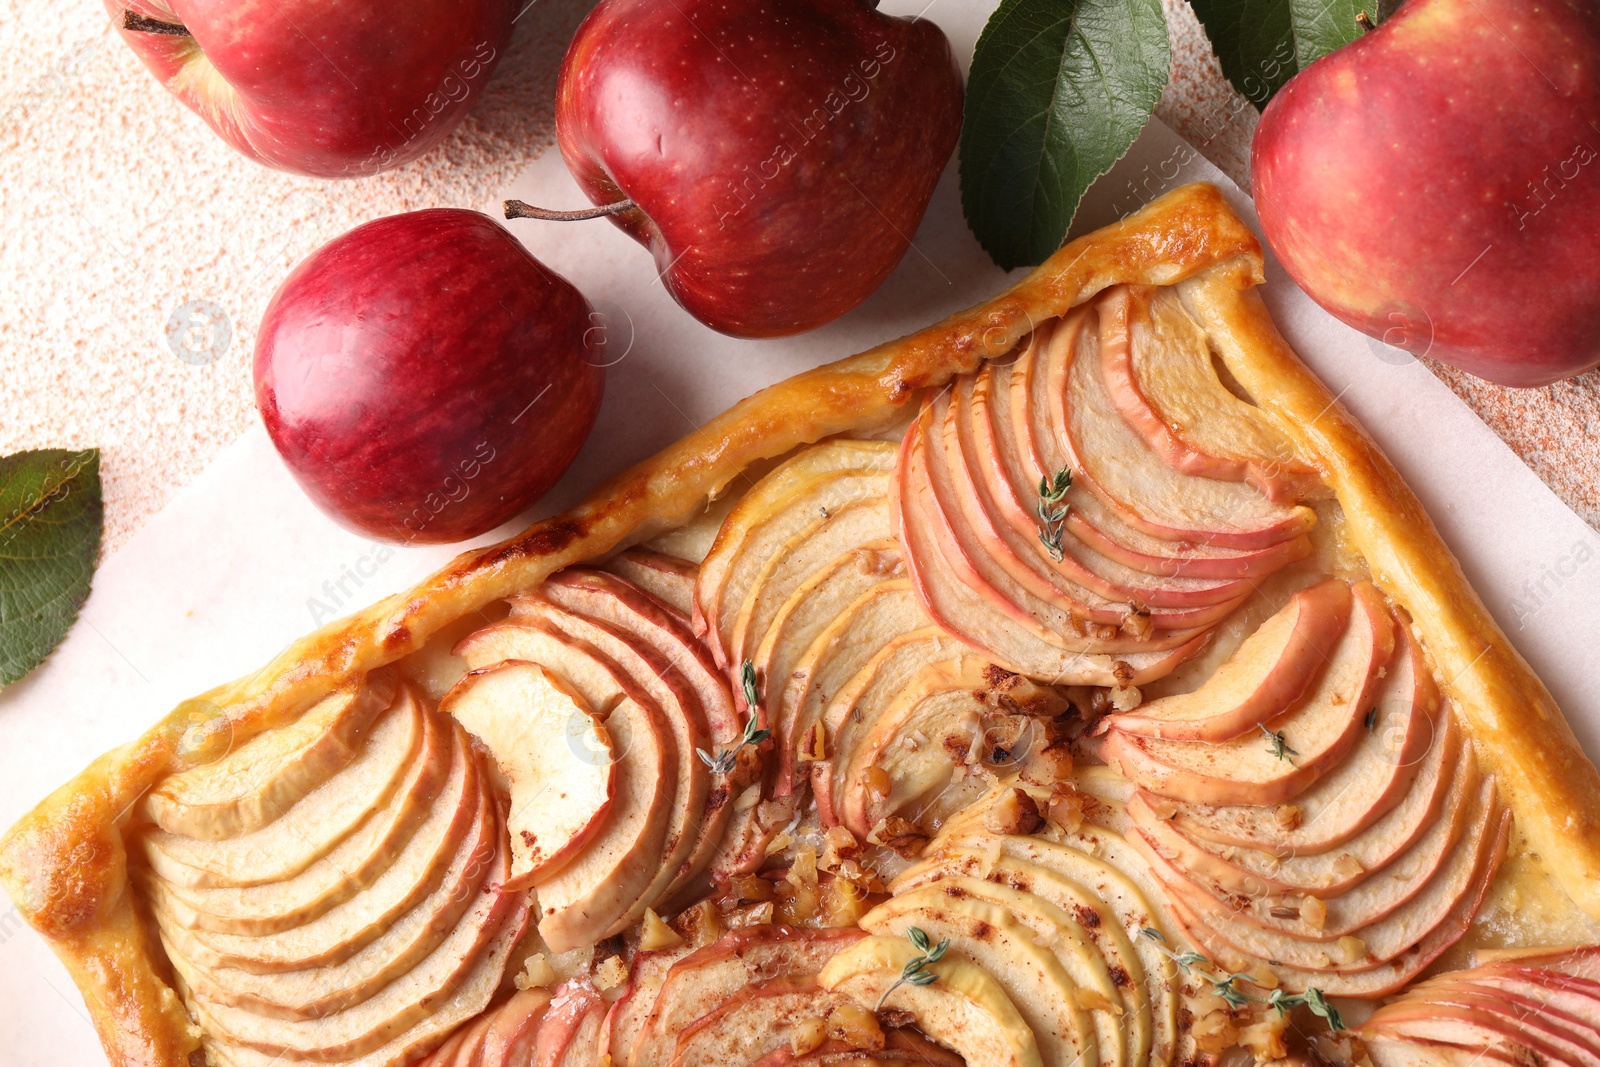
[6,183,1599,1067]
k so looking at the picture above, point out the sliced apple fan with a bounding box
[141,280,1529,1067]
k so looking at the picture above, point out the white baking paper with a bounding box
[2,4,1597,1063]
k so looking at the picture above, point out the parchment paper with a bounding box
[2,5,1597,1062]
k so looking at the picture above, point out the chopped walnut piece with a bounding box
[1240,1014,1291,1062]
[1121,604,1154,640]
[594,953,629,991]
[1046,783,1089,834]
[1332,854,1365,880]
[827,1002,886,1050]
[673,900,724,948]
[984,787,1045,836]
[1111,660,1136,686]
[639,908,684,951]
[1273,804,1304,830]
[1191,1009,1240,1054]
[513,953,556,990]
[1299,895,1328,931]
[871,816,930,858]
[820,826,859,871]
[790,1018,828,1056]
[1109,682,1143,712]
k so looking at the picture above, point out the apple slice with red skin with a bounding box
[957,366,1262,616]
[440,661,614,888]
[670,977,855,1067]
[932,381,1251,637]
[433,1013,494,1067]
[1098,286,1321,502]
[529,569,741,903]
[1360,1033,1526,1067]
[1135,748,1481,942]
[894,414,1209,685]
[605,943,699,1067]
[1105,579,1353,741]
[603,548,700,618]
[1411,971,1600,1054]
[1161,805,1510,997]
[1102,581,1394,806]
[1131,713,1467,930]
[1365,1001,1596,1067]
[1477,947,1600,983]
[755,539,905,797]
[454,620,677,952]
[776,578,928,799]
[902,401,1213,656]
[695,440,899,668]
[629,926,864,1067]
[1393,985,1600,1063]
[531,982,606,1067]
[479,988,555,1067]
[750,1030,968,1067]
[1044,303,1316,550]
[509,590,710,922]
[1173,626,1442,851]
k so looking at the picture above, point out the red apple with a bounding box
[108,0,513,178]
[1251,0,1600,387]
[255,209,604,544]
[531,0,963,338]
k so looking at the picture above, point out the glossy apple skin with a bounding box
[255,210,604,544]
[109,0,512,178]
[555,0,963,338]
[1252,0,1600,386]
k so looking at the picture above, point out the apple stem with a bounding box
[503,199,636,223]
[1355,10,1375,31]
[122,9,190,35]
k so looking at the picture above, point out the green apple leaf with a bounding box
[0,449,103,687]
[1188,0,1377,106]
[960,0,1170,271]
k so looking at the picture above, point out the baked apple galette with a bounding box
[6,184,1599,1067]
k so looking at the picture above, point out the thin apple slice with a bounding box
[603,547,699,618]
[162,788,502,1021]
[870,878,1121,1067]
[455,620,677,952]
[962,362,1257,619]
[479,988,555,1067]
[833,657,1066,839]
[1390,987,1600,1063]
[895,418,1209,686]
[441,660,614,887]
[895,846,1159,1067]
[695,439,899,667]
[145,671,397,840]
[185,841,528,1060]
[606,942,698,1067]
[1102,582,1394,805]
[151,720,490,986]
[143,685,428,888]
[729,496,892,672]
[438,1013,495,1067]
[206,891,533,1067]
[1049,299,1315,549]
[819,936,1044,1067]
[1410,973,1600,1056]
[812,626,963,825]
[532,568,740,903]
[1100,286,1320,501]
[1173,627,1442,851]
[670,977,854,1067]
[1103,580,1353,742]
[776,578,928,797]
[1359,1032,1524,1067]
[1036,302,1312,550]
[754,539,906,797]
[144,698,462,937]
[1161,804,1510,996]
[752,1030,970,1067]
[629,925,863,1067]
[1132,718,1469,912]
[532,982,605,1067]
[1366,1001,1596,1067]
[509,589,709,920]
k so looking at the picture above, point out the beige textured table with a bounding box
[3,0,1596,557]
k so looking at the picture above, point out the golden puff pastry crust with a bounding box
[3,182,1596,1067]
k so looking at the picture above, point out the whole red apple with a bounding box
[540,0,963,338]
[109,0,512,178]
[1252,0,1600,387]
[255,210,604,544]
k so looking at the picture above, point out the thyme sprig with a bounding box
[875,927,951,1010]
[1036,467,1073,562]
[696,661,772,775]
[1137,929,1343,1031]
[1259,722,1299,766]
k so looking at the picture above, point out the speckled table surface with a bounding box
[2,0,1596,558]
